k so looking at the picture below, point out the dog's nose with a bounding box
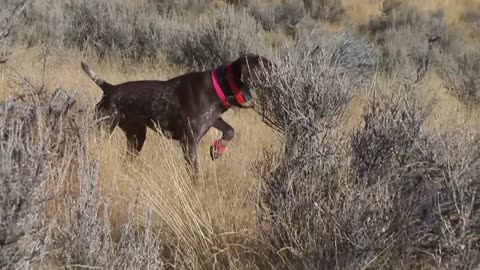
[241,99,255,108]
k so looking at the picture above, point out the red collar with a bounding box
[211,69,230,108]
[211,64,246,108]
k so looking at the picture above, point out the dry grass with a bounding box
[422,73,480,131]
[342,0,480,25]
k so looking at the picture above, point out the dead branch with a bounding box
[414,34,440,84]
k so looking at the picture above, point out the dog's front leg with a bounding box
[210,117,234,160]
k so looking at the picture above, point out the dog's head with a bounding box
[229,54,276,108]
[92,94,118,130]
[94,94,111,118]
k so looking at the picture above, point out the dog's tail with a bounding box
[81,62,113,94]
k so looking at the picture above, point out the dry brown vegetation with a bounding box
[1,0,480,269]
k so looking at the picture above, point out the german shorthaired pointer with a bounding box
[81,54,273,173]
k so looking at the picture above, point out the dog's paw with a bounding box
[210,140,227,160]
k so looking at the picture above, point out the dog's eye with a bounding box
[243,91,252,101]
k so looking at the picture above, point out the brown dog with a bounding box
[81,54,273,173]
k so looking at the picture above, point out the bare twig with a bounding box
[40,43,51,91]
[414,34,440,84]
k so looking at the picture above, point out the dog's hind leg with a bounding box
[120,121,147,156]
[181,137,199,172]
[180,124,200,178]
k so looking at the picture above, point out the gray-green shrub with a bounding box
[437,48,480,106]
[164,5,265,70]
[368,1,455,74]
[247,0,305,31]
[254,67,480,270]
[253,26,480,269]
[303,0,345,22]
[0,79,167,269]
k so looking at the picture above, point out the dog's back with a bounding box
[80,62,216,139]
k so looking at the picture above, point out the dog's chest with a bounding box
[196,105,223,137]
